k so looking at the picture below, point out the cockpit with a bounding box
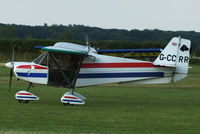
[33,52,83,88]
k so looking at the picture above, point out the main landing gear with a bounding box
[15,83,86,105]
[15,83,39,103]
[61,90,86,105]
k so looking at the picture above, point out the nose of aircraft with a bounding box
[5,62,14,69]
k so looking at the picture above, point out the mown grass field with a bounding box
[0,65,200,134]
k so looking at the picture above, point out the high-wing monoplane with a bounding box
[5,37,191,105]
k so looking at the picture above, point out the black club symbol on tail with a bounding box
[180,45,189,52]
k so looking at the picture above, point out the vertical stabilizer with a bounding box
[153,37,179,67]
[153,37,191,82]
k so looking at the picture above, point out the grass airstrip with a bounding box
[0,64,200,134]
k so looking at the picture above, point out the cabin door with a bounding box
[48,52,83,88]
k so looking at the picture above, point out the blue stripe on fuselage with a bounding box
[78,72,164,78]
[16,72,47,78]
[16,72,164,78]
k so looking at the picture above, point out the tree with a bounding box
[59,30,73,40]
[194,46,200,57]
[0,25,17,39]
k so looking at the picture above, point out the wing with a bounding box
[42,42,87,55]
[40,42,89,88]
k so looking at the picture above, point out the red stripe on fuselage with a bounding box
[17,93,32,95]
[32,65,47,69]
[16,65,31,69]
[16,65,47,69]
[81,63,155,68]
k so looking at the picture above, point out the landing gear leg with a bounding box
[26,82,33,91]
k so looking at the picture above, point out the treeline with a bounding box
[0,23,200,61]
[0,23,200,48]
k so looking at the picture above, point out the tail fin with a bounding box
[153,37,191,82]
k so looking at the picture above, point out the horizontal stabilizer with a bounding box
[98,49,162,54]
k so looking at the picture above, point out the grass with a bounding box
[0,65,200,134]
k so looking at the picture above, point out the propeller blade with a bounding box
[9,68,13,91]
[84,35,89,46]
[11,48,15,62]
[8,48,15,91]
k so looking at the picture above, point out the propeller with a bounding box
[84,35,99,53]
[8,48,15,91]
[9,66,13,91]
[84,35,90,54]
[85,35,89,46]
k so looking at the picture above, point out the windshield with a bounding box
[33,52,48,66]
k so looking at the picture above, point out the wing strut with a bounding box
[71,56,85,94]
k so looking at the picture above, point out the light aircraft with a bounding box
[5,37,191,105]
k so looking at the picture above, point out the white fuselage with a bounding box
[12,53,175,87]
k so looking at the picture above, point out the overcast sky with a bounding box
[0,0,200,31]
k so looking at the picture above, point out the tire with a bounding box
[18,100,29,103]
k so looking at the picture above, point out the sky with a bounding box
[0,0,200,31]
